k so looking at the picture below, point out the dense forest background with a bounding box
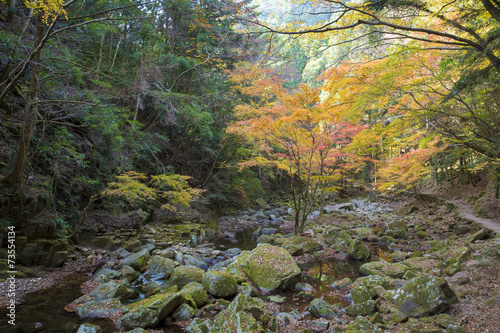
[1,0,500,240]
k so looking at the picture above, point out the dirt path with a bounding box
[426,193,500,234]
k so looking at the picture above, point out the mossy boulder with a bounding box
[348,239,371,260]
[385,220,409,239]
[76,323,102,333]
[345,300,377,317]
[89,281,139,302]
[169,265,204,288]
[280,235,323,256]
[240,244,301,292]
[403,257,441,272]
[120,249,150,272]
[180,282,208,309]
[212,294,273,332]
[172,303,196,321]
[393,275,458,317]
[120,265,140,283]
[125,291,184,321]
[117,307,159,330]
[354,274,394,291]
[77,299,124,319]
[308,298,340,319]
[144,255,175,280]
[93,268,122,283]
[202,271,238,298]
[360,260,410,278]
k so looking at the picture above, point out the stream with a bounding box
[0,214,366,332]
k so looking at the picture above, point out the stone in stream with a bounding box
[183,254,208,270]
[119,249,150,272]
[238,243,301,292]
[76,323,102,333]
[93,268,121,283]
[169,265,204,288]
[77,298,124,319]
[393,275,458,317]
[202,271,238,298]
[144,255,175,280]
[120,265,140,282]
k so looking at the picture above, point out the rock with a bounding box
[212,294,273,332]
[351,285,374,303]
[447,272,470,285]
[268,295,285,304]
[311,318,330,330]
[345,300,376,316]
[324,203,354,213]
[403,257,440,272]
[124,329,148,333]
[466,228,489,244]
[281,235,323,256]
[180,282,208,309]
[140,281,162,298]
[225,248,242,257]
[330,277,353,290]
[352,228,376,241]
[202,271,238,298]
[385,220,409,239]
[76,323,102,333]
[169,265,204,288]
[117,307,159,330]
[256,234,274,244]
[125,291,184,322]
[348,239,371,260]
[393,275,458,317]
[186,318,210,333]
[120,249,150,272]
[183,254,209,270]
[93,268,122,283]
[89,281,139,302]
[120,265,140,283]
[144,256,175,280]
[309,298,340,319]
[347,315,373,331]
[295,282,314,292]
[172,303,196,321]
[262,227,277,235]
[77,299,124,319]
[276,312,298,326]
[240,244,301,292]
[359,260,410,278]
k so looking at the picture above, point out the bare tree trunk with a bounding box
[1,17,43,185]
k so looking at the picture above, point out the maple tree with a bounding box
[229,67,364,233]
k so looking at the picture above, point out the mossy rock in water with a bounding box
[76,323,102,333]
[169,265,204,288]
[241,244,301,292]
[120,249,150,272]
[359,260,410,278]
[348,239,371,260]
[280,235,323,256]
[202,271,238,298]
[93,268,122,283]
[77,298,124,319]
[126,291,184,321]
[393,275,458,317]
[180,282,208,309]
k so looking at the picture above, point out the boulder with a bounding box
[183,254,209,270]
[144,255,175,280]
[360,260,410,278]
[308,298,340,319]
[281,235,323,256]
[202,271,238,298]
[89,281,139,302]
[77,299,124,319]
[348,239,371,260]
[120,265,140,283]
[172,303,196,321]
[240,244,301,292]
[117,307,159,330]
[180,282,208,309]
[76,323,102,333]
[345,300,376,317]
[120,249,150,272]
[93,268,121,283]
[393,275,458,317]
[169,265,204,288]
[125,291,184,321]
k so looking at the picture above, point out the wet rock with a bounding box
[183,254,208,270]
[89,281,139,302]
[77,299,124,319]
[93,268,121,283]
[360,260,410,278]
[125,291,184,324]
[393,275,458,317]
[117,307,159,330]
[309,298,340,319]
[348,239,371,260]
[172,303,196,321]
[120,249,150,272]
[120,265,140,283]
[240,243,301,292]
[281,235,323,256]
[144,255,175,280]
[180,282,208,309]
[202,271,238,298]
[76,323,102,333]
[169,265,204,288]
